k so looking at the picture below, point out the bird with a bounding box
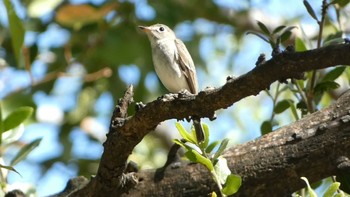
[139,24,204,142]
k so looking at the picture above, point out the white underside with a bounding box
[152,40,190,93]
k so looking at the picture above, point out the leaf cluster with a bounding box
[174,123,241,196]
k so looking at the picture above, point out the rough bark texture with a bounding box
[67,44,350,197]
[122,91,350,196]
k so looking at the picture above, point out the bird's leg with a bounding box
[158,93,177,101]
[178,89,192,96]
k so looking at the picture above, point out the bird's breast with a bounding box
[151,41,190,93]
[152,42,181,76]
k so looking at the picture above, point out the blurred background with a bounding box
[0,0,349,196]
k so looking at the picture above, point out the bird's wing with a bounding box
[174,39,198,94]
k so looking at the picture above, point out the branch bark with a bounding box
[69,44,350,196]
[123,90,350,196]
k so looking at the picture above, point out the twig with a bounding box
[307,0,329,113]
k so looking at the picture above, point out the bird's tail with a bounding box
[192,117,204,143]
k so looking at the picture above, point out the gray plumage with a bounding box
[139,23,204,142]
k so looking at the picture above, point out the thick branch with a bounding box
[122,90,350,196]
[71,44,350,196]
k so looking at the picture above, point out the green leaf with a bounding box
[323,182,340,197]
[303,0,318,22]
[295,37,308,52]
[4,0,25,66]
[260,121,272,135]
[174,139,204,159]
[246,31,270,44]
[279,26,297,43]
[257,20,270,35]
[2,124,24,145]
[322,67,346,82]
[314,81,340,93]
[296,79,305,90]
[174,139,199,153]
[324,31,343,42]
[331,0,350,7]
[288,100,300,120]
[210,192,217,197]
[323,37,346,46]
[274,100,293,114]
[175,122,196,144]
[222,174,242,196]
[200,123,210,149]
[300,177,317,197]
[280,31,292,43]
[0,164,21,177]
[10,138,42,166]
[206,140,220,154]
[323,31,344,46]
[190,126,199,144]
[185,149,214,171]
[3,107,33,132]
[334,193,345,197]
[213,138,229,161]
[272,25,286,34]
[173,139,187,149]
[214,157,231,184]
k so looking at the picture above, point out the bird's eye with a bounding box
[159,27,164,32]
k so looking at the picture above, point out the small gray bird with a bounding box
[139,24,204,142]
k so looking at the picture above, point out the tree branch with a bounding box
[121,90,350,196]
[70,43,350,196]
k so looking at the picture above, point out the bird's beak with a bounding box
[138,25,151,33]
